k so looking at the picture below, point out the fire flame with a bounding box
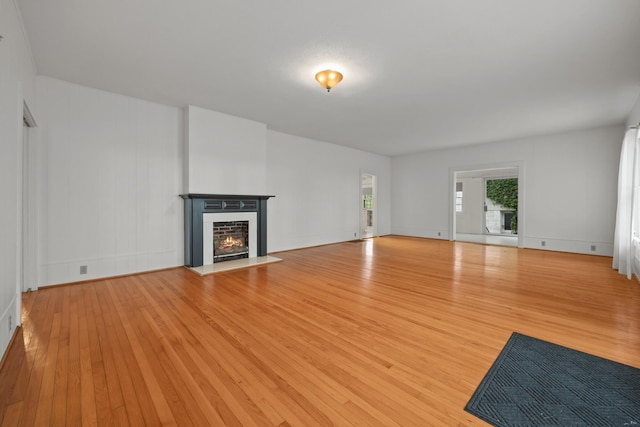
[221,236,243,250]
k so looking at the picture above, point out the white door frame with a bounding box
[22,101,37,292]
[450,161,524,248]
[359,171,377,239]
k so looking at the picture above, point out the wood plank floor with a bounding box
[1,236,639,426]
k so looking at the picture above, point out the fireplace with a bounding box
[213,221,248,262]
[181,194,274,267]
[202,211,257,265]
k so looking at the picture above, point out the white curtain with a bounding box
[613,127,639,279]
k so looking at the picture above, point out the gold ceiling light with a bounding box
[315,69,343,92]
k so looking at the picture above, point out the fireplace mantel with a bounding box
[181,194,274,267]
[181,194,274,201]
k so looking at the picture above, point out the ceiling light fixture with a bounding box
[315,69,343,92]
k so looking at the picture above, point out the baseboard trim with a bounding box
[39,265,184,289]
[269,235,389,255]
[0,326,21,373]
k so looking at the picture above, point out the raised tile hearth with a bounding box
[187,255,282,276]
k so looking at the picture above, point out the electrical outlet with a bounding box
[437,232,441,236]
[591,245,596,251]
[80,265,88,274]
[541,241,546,247]
[354,233,356,237]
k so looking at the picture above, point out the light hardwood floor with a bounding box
[1,236,639,426]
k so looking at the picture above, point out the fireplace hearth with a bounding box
[181,194,274,267]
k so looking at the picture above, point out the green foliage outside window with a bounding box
[364,194,374,209]
[486,178,518,232]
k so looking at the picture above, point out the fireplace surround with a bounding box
[181,194,274,267]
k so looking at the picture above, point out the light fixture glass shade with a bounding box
[315,70,343,92]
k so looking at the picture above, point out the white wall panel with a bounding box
[36,77,183,285]
[185,105,267,195]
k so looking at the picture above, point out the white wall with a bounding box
[36,77,184,286]
[392,125,624,256]
[627,93,640,128]
[185,105,267,195]
[266,130,391,252]
[0,0,36,359]
[183,105,392,253]
[35,96,391,283]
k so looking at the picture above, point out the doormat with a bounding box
[465,332,640,426]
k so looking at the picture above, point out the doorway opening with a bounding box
[453,166,521,247]
[361,173,377,239]
[484,177,518,236]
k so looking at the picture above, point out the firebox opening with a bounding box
[213,221,249,263]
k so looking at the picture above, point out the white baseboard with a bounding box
[42,249,183,286]
[523,237,613,256]
[391,226,448,240]
[0,293,19,363]
[391,229,613,256]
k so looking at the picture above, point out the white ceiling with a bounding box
[17,0,640,156]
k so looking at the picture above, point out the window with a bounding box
[502,211,515,231]
[363,194,373,209]
[456,182,463,212]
